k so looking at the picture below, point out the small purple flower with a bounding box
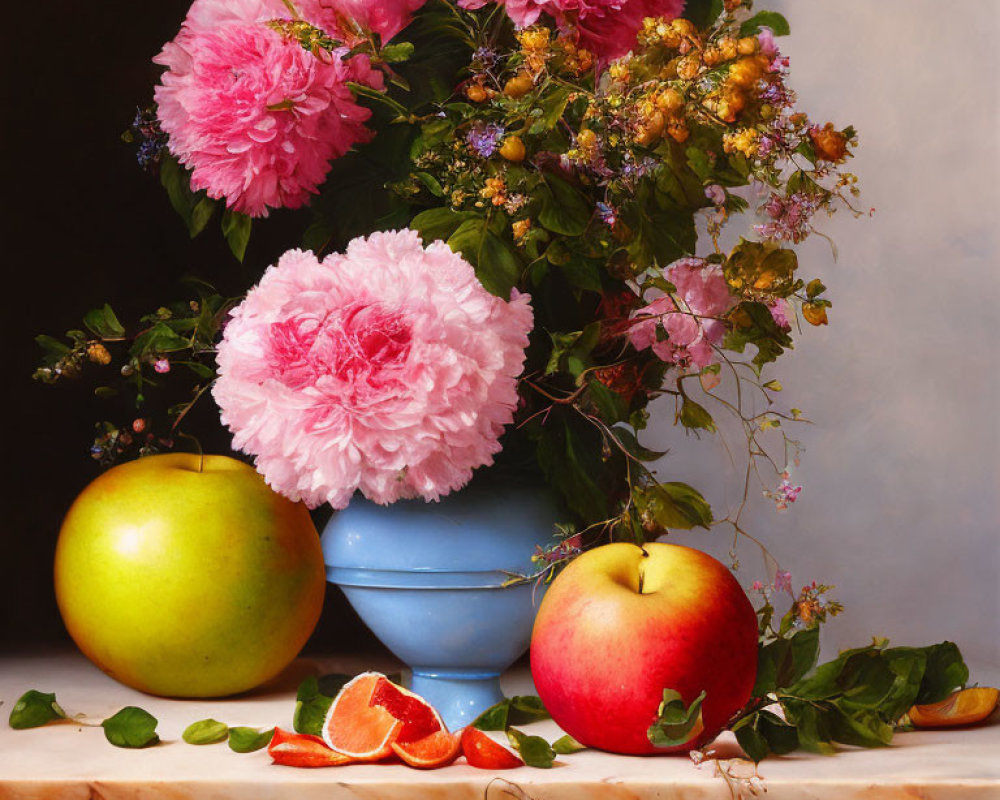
[154,358,171,374]
[472,46,499,68]
[775,569,794,596]
[704,184,725,206]
[596,201,617,227]
[466,122,505,158]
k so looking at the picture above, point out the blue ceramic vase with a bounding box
[320,480,559,730]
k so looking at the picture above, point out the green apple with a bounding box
[530,542,758,754]
[54,453,326,697]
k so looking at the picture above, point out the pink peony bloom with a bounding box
[459,0,684,61]
[154,22,383,217]
[212,230,534,509]
[183,0,425,43]
[628,257,734,369]
[296,0,427,44]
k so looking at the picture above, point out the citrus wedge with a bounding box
[369,676,444,743]
[391,729,462,768]
[460,726,524,769]
[321,672,403,759]
[268,727,355,768]
[909,687,999,728]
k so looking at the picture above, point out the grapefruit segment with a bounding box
[322,672,404,759]
[369,678,444,743]
[909,687,999,728]
[391,730,462,768]
[268,728,355,768]
[461,726,524,769]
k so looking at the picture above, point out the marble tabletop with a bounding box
[1,650,997,800]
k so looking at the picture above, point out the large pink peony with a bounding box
[629,257,734,369]
[459,0,685,61]
[213,229,534,508]
[183,0,425,44]
[154,21,383,217]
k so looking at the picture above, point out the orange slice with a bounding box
[268,727,355,768]
[909,687,999,728]
[460,726,524,769]
[322,672,403,759]
[391,729,462,768]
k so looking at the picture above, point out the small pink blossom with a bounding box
[628,258,735,369]
[459,0,684,61]
[769,299,791,331]
[154,21,383,217]
[774,569,793,596]
[213,230,534,509]
[154,358,171,374]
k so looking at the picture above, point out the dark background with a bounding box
[2,1,379,654]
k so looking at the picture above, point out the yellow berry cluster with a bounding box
[480,176,507,206]
[722,127,760,158]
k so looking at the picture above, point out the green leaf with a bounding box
[83,304,126,339]
[508,696,550,725]
[448,219,521,298]
[634,482,713,532]
[35,334,71,359]
[781,699,835,755]
[552,734,586,755]
[528,87,572,135]
[806,279,826,299]
[507,727,555,768]
[754,626,820,697]
[647,689,706,749]
[739,11,791,37]
[588,379,629,424]
[221,209,251,262]
[102,707,160,748]
[916,642,968,704]
[133,322,190,356]
[733,718,769,762]
[8,690,67,729]
[679,399,716,432]
[537,413,611,522]
[293,674,350,736]
[380,41,414,63]
[228,726,274,753]
[189,196,216,238]
[757,710,799,755]
[410,207,476,242]
[829,701,894,748]
[537,175,591,236]
[182,719,229,745]
[472,696,549,730]
[683,0,723,28]
[612,427,667,461]
[413,171,445,197]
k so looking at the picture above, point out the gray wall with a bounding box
[654,0,1000,681]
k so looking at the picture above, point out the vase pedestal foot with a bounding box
[408,669,504,731]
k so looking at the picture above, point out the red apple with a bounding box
[530,542,758,754]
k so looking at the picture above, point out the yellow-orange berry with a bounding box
[87,343,112,366]
[655,87,684,114]
[677,55,701,80]
[666,119,690,143]
[718,36,738,61]
[499,135,526,162]
[512,219,532,241]
[504,73,534,98]
[737,36,759,55]
[465,83,488,103]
